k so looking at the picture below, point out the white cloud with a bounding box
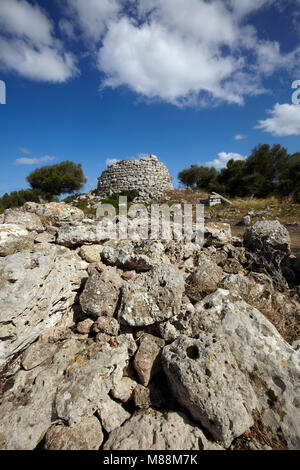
[205,152,247,169]
[97,0,298,106]
[63,0,121,41]
[256,103,300,136]
[234,134,246,140]
[106,158,120,167]
[98,17,247,106]
[13,155,56,166]
[0,0,77,82]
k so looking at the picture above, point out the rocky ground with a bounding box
[0,201,299,450]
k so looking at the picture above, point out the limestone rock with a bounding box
[97,395,130,433]
[0,246,87,367]
[23,202,84,227]
[220,273,273,312]
[56,224,107,247]
[103,409,219,450]
[162,334,257,447]
[244,220,291,254]
[0,338,128,449]
[76,318,94,334]
[80,265,123,318]
[79,244,104,263]
[4,208,45,232]
[101,246,155,272]
[134,333,165,386]
[55,341,129,426]
[133,383,165,409]
[44,416,103,450]
[118,264,184,327]
[186,254,224,301]
[204,222,232,247]
[193,289,300,449]
[111,377,137,403]
[93,316,119,336]
[21,342,58,370]
[0,224,33,257]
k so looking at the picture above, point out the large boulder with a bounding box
[193,289,300,449]
[244,220,291,254]
[103,409,220,450]
[56,224,107,247]
[23,202,84,227]
[118,264,185,327]
[4,208,45,233]
[0,245,88,367]
[0,338,129,449]
[162,334,258,447]
[0,224,33,257]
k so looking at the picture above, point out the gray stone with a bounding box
[4,208,45,232]
[193,289,300,449]
[0,246,87,367]
[244,220,291,254]
[186,254,224,301]
[80,265,123,318]
[97,395,130,433]
[56,224,107,247]
[134,333,165,386]
[111,377,137,403]
[79,244,104,263]
[0,224,33,257]
[118,264,184,327]
[44,416,103,450]
[103,409,220,450]
[76,318,94,334]
[93,316,119,336]
[162,334,258,447]
[204,222,232,247]
[23,202,84,227]
[21,342,58,370]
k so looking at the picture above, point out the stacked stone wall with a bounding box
[96,155,173,202]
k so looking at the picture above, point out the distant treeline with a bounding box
[178,144,300,203]
[0,161,86,213]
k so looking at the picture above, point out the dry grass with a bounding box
[260,301,300,345]
[233,410,288,450]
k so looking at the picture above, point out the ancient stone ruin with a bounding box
[96,155,173,202]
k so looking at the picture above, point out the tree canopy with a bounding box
[26,161,87,197]
[178,144,299,202]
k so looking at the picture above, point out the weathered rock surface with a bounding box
[118,264,184,327]
[111,377,137,403]
[21,342,58,370]
[44,416,103,450]
[97,395,130,433]
[193,289,300,449]
[93,316,119,336]
[79,244,104,263]
[204,222,232,247]
[56,224,107,247]
[162,334,257,447]
[23,202,84,227]
[103,409,220,450]
[4,208,45,232]
[80,265,123,318]
[186,254,224,301]
[0,246,88,366]
[134,333,165,386]
[0,338,129,450]
[101,246,155,271]
[220,273,273,312]
[244,220,291,254]
[0,224,33,257]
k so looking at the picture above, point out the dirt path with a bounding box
[230,223,300,257]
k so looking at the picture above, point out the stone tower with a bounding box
[96,155,173,202]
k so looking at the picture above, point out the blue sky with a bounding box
[0,0,300,197]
